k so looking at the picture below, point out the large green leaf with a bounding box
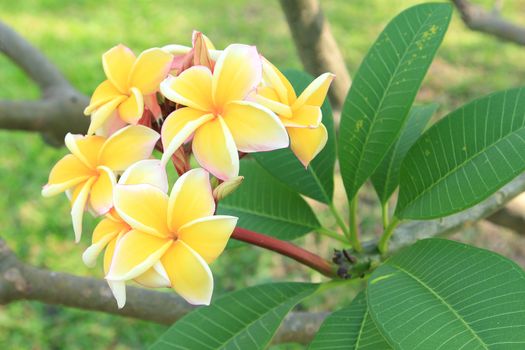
[396,87,525,219]
[218,159,320,240]
[253,70,336,204]
[309,291,391,350]
[371,103,437,204]
[151,283,318,349]
[338,3,451,201]
[368,238,525,349]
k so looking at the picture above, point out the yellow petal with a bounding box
[71,177,96,243]
[42,154,94,197]
[284,105,322,128]
[64,133,105,169]
[84,80,123,115]
[102,44,136,93]
[88,96,127,135]
[160,67,213,111]
[103,233,121,274]
[192,31,216,50]
[262,57,296,104]
[222,101,289,153]
[98,125,159,171]
[179,215,237,264]
[118,87,144,124]
[94,110,128,138]
[113,184,170,238]
[192,116,239,180]
[253,87,293,118]
[161,240,213,305]
[118,159,168,193]
[89,166,116,216]
[168,168,215,232]
[82,217,122,268]
[261,57,293,104]
[129,48,173,95]
[288,123,328,168]
[160,108,212,167]
[293,73,335,108]
[106,229,172,281]
[134,262,170,288]
[212,44,262,106]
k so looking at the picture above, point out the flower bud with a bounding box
[213,176,244,201]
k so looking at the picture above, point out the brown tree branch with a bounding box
[0,238,325,345]
[279,0,351,110]
[0,20,89,144]
[452,0,525,46]
[486,193,525,234]
[387,173,525,251]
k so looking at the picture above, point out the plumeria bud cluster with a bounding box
[42,31,334,308]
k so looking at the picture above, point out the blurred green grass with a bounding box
[1,0,525,348]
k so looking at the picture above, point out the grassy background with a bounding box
[1,0,525,348]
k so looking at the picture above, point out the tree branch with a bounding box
[452,0,525,46]
[0,238,325,345]
[0,20,89,144]
[388,173,525,251]
[279,0,351,110]
[486,194,525,234]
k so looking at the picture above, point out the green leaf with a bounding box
[396,87,525,219]
[218,159,320,240]
[367,238,525,349]
[371,103,437,204]
[253,70,336,204]
[151,283,318,350]
[338,3,451,201]
[309,291,391,350]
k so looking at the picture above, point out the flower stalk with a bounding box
[231,227,337,278]
[348,196,363,252]
[378,217,401,254]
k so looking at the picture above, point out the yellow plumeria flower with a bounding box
[106,168,238,306]
[159,44,289,180]
[82,159,170,308]
[84,45,173,135]
[255,58,334,167]
[42,125,159,242]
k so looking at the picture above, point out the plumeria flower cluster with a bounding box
[42,31,334,308]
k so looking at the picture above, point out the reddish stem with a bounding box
[232,227,337,278]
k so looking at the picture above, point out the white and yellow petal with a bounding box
[129,48,173,95]
[253,86,293,118]
[160,108,213,167]
[82,217,124,267]
[88,96,127,135]
[71,177,96,243]
[161,240,213,305]
[222,101,288,153]
[118,159,168,193]
[192,116,239,180]
[118,87,144,124]
[64,133,105,169]
[106,229,172,281]
[288,123,328,168]
[134,261,171,288]
[212,44,262,106]
[84,80,123,115]
[102,44,136,93]
[42,154,94,197]
[113,184,170,238]
[284,105,322,128]
[167,168,215,232]
[98,125,159,172]
[261,57,296,104]
[89,166,116,216]
[160,67,213,111]
[178,215,237,264]
[293,73,335,109]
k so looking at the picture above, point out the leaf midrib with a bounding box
[349,6,440,193]
[400,125,525,214]
[390,263,489,349]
